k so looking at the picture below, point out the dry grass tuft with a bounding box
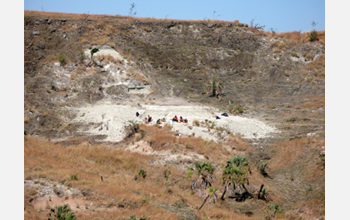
[302,54,325,81]
[303,95,325,110]
[225,135,252,152]
[126,68,149,84]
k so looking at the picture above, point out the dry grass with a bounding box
[265,30,325,47]
[140,124,232,162]
[303,95,325,110]
[25,136,255,219]
[24,10,245,27]
[267,138,325,212]
[302,54,325,81]
[269,138,321,171]
[126,68,149,84]
[225,135,252,152]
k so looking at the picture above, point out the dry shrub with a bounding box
[126,67,149,84]
[141,124,176,151]
[303,95,325,109]
[276,31,309,46]
[225,135,252,152]
[70,65,85,80]
[95,54,121,65]
[192,119,200,126]
[304,53,314,62]
[268,138,322,172]
[140,124,229,161]
[302,54,325,78]
[316,31,325,44]
[271,41,287,53]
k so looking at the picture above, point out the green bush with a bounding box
[70,174,79,181]
[58,53,66,65]
[138,169,147,179]
[307,30,318,42]
[259,162,267,176]
[141,130,146,138]
[308,21,318,42]
[24,16,31,25]
[234,105,243,114]
[48,204,78,220]
[130,215,147,220]
[268,204,283,216]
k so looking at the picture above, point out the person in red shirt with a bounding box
[173,115,178,122]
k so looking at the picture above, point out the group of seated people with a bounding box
[172,115,188,123]
[136,111,189,125]
[145,115,153,123]
[156,118,166,124]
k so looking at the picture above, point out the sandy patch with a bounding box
[71,102,279,142]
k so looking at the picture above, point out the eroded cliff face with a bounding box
[24,11,324,142]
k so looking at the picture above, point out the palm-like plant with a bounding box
[199,186,218,210]
[205,79,224,98]
[187,162,216,196]
[221,155,251,200]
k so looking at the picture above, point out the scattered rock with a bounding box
[32,31,40,35]
[208,23,216,28]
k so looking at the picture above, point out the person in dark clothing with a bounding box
[156,119,161,124]
[136,112,140,117]
[172,115,178,122]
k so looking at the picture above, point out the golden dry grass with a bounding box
[140,124,233,162]
[267,138,325,212]
[24,135,262,219]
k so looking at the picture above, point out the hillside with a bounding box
[24,11,325,220]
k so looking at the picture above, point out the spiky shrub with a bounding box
[267,204,283,217]
[138,169,147,179]
[259,162,268,177]
[234,105,243,114]
[205,79,224,98]
[70,174,79,181]
[125,120,140,137]
[58,53,66,65]
[262,188,268,197]
[163,169,171,190]
[163,169,171,181]
[307,31,318,41]
[48,204,78,220]
[130,215,147,220]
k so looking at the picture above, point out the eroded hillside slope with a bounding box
[24,11,325,220]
